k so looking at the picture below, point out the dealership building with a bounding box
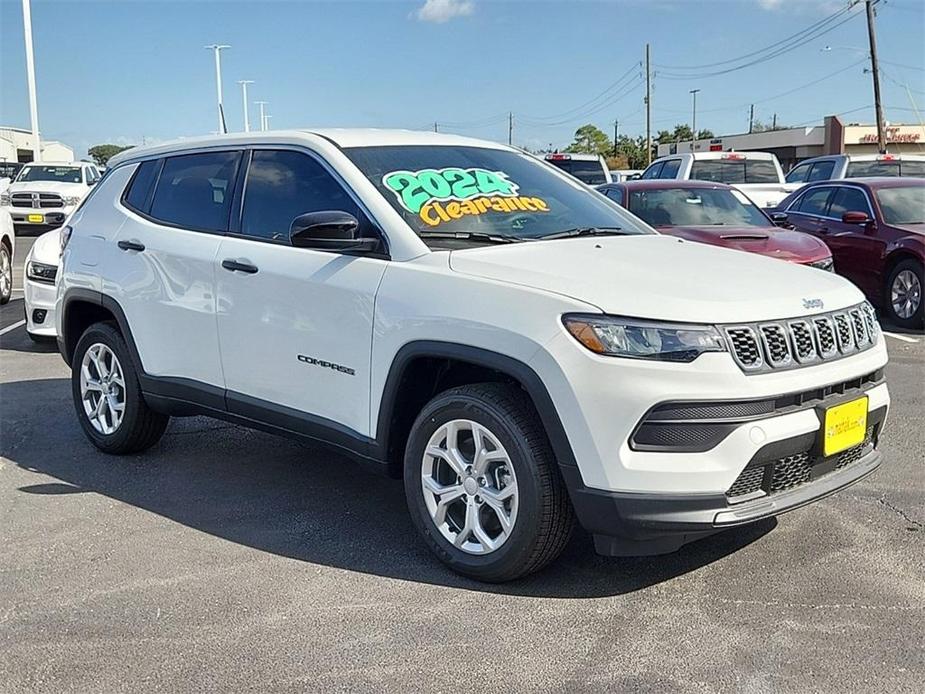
[0,125,75,164]
[656,116,925,171]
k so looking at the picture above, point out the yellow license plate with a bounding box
[823,396,868,456]
[27,214,44,223]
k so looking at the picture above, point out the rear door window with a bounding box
[785,163,811,184]
[149,151,241,232]
[828,186,872,219]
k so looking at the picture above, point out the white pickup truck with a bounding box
[640,151,796,209]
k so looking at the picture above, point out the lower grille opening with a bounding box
[726,427,875,502]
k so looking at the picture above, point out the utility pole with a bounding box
[748,104,755,134]
[264,114,272,131]
[645,43,652,166]
[772,113,778,130]
[508,112,513,146]
[865,0,887,153]
[21,0,41,162]
[689,88,700,141]
[238,80,253,132]
[613,119,619,157]
[434,122,438,133]
[205,44,230,134]
[255,101,267,132]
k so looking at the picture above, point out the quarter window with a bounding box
[795,187,834,216]
[828,187,872,219]
[123,160,160,213]
[149,151,241,232]
[240,150,365,242]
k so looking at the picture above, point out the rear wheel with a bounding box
[403,383,574,582]
[71,322,169,454]
[0,244,11,305]
[885,259,923,330]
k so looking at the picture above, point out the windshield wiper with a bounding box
[418,231,528,244]
[537,226,627,240]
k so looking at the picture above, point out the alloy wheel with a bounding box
[891,269,921,320]
[80,343,126,435]
[420,419,519,555]
[0,248,11,298]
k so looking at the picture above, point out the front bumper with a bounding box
[4,205,72,233]
[24,274,57,337]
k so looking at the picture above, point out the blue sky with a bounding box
[1,0,923,160]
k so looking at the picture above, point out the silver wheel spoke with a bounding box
[480,487,514,533]
[80,343,126,436]
[454,500,478,547]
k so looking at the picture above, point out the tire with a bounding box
[71,321,169,454]
[403,383,574,582]
[0,244,11,305]
[884,259,924,331]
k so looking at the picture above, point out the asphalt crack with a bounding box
[878,494,923,530]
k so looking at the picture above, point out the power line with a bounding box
[519,63,640,122]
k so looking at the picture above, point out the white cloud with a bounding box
[414,0,474,24]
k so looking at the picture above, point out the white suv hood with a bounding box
[449,235,863,324]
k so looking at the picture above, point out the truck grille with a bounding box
[11,192,64,209]
[726,427,875,502]
[724,302,878,374]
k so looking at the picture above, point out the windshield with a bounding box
[0,163,23,179]
[344,145,651,243]
[627,187,772,227]
[689,159,780,184]
[846,160,925,178]
[544,158,608,185]
[876,186,925,224]
[17,165,83,184]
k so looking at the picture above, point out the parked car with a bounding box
[774,178,924,329]
[597,180,833,269]
[640,151,797,209]
[609,169,643,182]
[57,129,889,581]
[785,153,925,185]
[0,208,13,305]
[23,227,61,342]
[0,161,24,194]
[543,152,612,185]
[0,161,102,234]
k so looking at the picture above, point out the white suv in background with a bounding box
[56,130,889,581]
[0,208,14,305]
[1,162,101,234]
[785,153,925,184]
[641,151,796,209]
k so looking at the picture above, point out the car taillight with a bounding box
[546,154,570,161]
[722,153,745,160]
[877,154,896,161]
[60,225,72,256]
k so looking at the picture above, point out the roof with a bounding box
[800,177,925,190]
[108,128,512,168]
[799,153,925,163]
[599,180,734,191]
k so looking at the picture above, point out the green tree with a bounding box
[751,119,787,133]
[613,135,649,170]
[88,144,133,166]
[565,124,612,156]
[696,129,715,140]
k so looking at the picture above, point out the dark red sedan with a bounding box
[597,180,834,269]
[773,178,924,329]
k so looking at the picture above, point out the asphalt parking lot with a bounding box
[1,236,923,693]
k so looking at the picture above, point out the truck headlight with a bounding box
[563,314,727,362]
[809,256,835,272]
[62,195,82,206]
[0,192,10,206]
[27,260,58,283]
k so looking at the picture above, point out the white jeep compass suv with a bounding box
[55,130,890,581]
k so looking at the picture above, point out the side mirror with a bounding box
[769,211,789,227]
[842,211,870,224]
[289,211,378,252]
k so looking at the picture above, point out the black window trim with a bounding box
[785,183,875,221]
[225,144,391,259]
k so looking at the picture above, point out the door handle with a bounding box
[221,259,258,274]
[117,240,145,252]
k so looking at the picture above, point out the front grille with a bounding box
[726,427,876,502]
[11,192,64,209]
[724,302,878,374]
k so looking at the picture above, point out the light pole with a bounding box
[21,0,41,162]
[255,101,268,132]
[205,44,231,134]
[264,114,272,131]
[238,80,254,132]
[689,89,700,143]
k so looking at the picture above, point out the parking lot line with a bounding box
[0,319,25,336]
[882,332,920,344]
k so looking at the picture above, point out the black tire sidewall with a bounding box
[403,388,550,580]
[71,322,150,453]
[885,259,924,330]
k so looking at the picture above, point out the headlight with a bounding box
[0,192,10,206]
[62,195,82,206]
[60,225,72,256]
[26,260,57,283]
[563,314,727,362]
[809,256,835,272]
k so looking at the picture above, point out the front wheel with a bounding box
[885,259,923,330]
[71,322,169,454]
[0,244,11,305]
[403,383,574,582]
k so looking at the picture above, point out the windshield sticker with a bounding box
[383,167,551,227]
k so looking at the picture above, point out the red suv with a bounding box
[773,178,924,329]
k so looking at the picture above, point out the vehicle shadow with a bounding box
[0,377,775,599]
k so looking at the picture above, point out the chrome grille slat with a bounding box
[724,302,879,374]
